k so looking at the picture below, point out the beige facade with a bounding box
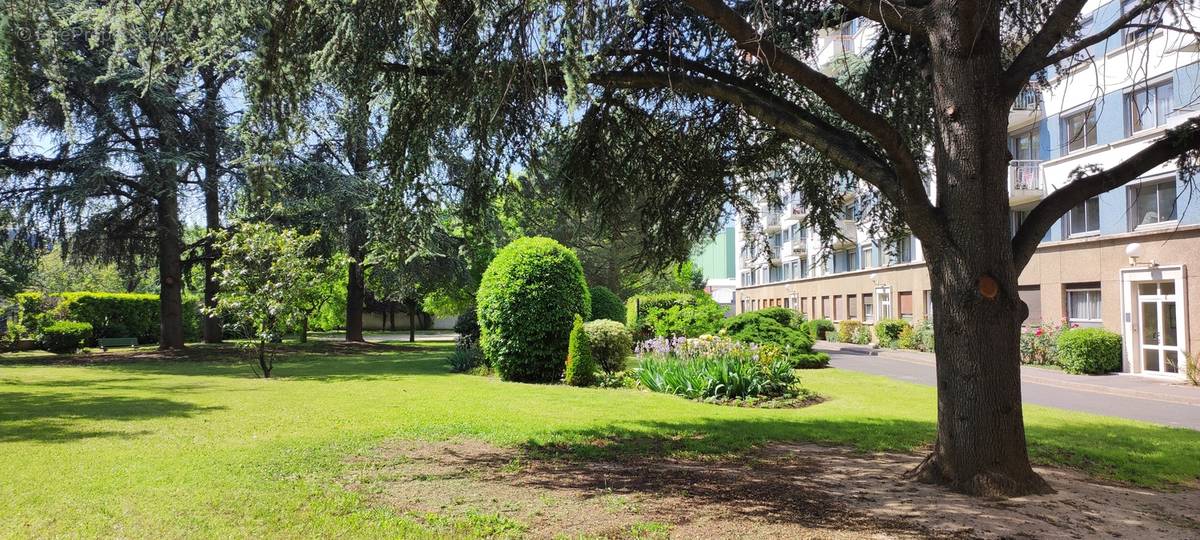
[736,226,1200,377]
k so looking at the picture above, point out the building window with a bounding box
[833,248,859,273]
[821,296,831,318]
[898,291,914,321]
[923,290,933,320]
[1019,285,1042,325]
[1130,179,1177,229]
[847,294,858,319]
[890,236,914,264]
[1011,209,1028,237]
[1066,286,1102,324]
[833,295,842,320]
[1062,107,1097,153]
[1123,0,1162,44]
[862,293,874,322]
[1009,128,1039,161]
[1063,196,1100,237]
[1127,80,1173,134]
[860,245,874,269]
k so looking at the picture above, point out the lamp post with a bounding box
[1125,242,1157,267]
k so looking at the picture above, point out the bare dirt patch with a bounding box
[343,439,1200,539]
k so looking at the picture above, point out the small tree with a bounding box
[564,314,597,387]
[209,223,326,378]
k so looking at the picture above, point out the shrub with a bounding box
[1020,321,1067,365]
[910,319,935,352]
[42,320,93,353]
[15,292,53,334]
[588,286,625,323]
[477,237,591,383]
[454,308,480,342]
[447,337,486,373]
[583,319,632,374]
[874,318,911,348]
[626,292,722,339]
[3,322,27,351]
[634,336,803,401]
[640,294,724,339]
[57,292,159,343]
[789,352,831,369]
[1187,353,1199,387]
[805,318,835,341]
[837,320,868,344]
[564,315,598,387]
[897,324,917,349]
[756,307,805,329]
[720,311,814,353]
[1057,328,1122,375]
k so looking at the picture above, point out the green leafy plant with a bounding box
[720,311,814,352]
[625,292,719,340]
[588,285,625,323]
[15,291,52,334]
[208,222,330,378]
[874,318,911,348]
[476,237,591,383]
[788,351,831,369]
[2,321,27,351]
[805,318,835,341]
[41,320,93,353]
[564,314,598,386]
[1057,327,1122,375]
[837,320,869,344]
[454,308,480,342]
[1020,321,1067,366]
[910,319,935,351]
[583,319,632,374]
[1187,352,1199,386]
[634,336,805,402]
[447,337,486,374]
[755,307,805,329]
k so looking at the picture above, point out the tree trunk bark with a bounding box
[200,67,223,344]
[907,18,1052,497]
[345,242,365,342]
[300,316,309,343]
[156,185,186,350]
[408,309,416,343]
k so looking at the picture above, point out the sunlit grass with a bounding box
[0,342,1197,537]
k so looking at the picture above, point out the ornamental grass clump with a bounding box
[633,335,810,404]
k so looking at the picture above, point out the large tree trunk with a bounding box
[156,186,186,350]
[906,17,1052,497]
[345,237,366,342]
[200,67,223,344]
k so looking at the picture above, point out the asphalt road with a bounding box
[825,348,1200,430]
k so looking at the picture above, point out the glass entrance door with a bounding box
[1138,282,1182,375]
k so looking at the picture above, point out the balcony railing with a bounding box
[829,219,858,249]
[1013,88,1039,111]
[1007,160,1045,204]
[791,238,808,255]
[763,211,782,232]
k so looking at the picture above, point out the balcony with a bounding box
[817,34,856,69]
[763,211,782,233]
[1009,87,1041,126]
[829,219,858,249]
[790,238,808,256]
[1007,160,1045,205]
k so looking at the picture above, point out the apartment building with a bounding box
[734,1,1200,378]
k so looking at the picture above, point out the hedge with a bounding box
[51,292,202,344]
[564,315,598,387]
[1057,328,1122,375]
[42,320,93,353]
[588,285,626,323]
[15,292,53,334]
[626,291,723,339]
[756,307,805,329]
[803,318,835,341]
[476,237,591,383]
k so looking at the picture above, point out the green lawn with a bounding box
[1,342,1197,538]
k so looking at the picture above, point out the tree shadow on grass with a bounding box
[0,389,225,443]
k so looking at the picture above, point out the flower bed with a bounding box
[633,336,816,406]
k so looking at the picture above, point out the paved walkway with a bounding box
[817,342,1200,430]
[309,331,458,342]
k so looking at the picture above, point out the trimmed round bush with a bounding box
[1057,327,1122,374]
[721,312,814,352]
[42,320,93,353]
[564,315,598,387]
[790,351,831,369]
[477,237,591,383]
[588,285,625,323]
[583,319,633,373]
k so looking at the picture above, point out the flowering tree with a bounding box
[209,223,329,378]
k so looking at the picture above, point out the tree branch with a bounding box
[830,0,926,34]
[1004,0,1161,92]
[682,0,934,228]
[1012,118,1200,270]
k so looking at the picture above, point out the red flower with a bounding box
[1035,328,1044,336]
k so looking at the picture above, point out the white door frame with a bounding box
[1119,265,1189,377]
